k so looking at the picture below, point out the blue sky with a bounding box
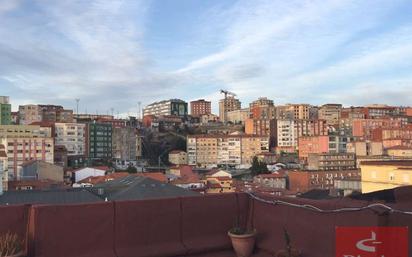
[1,0,412,115]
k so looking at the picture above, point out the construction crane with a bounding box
[220,89,237,123]
[220,89,236,98]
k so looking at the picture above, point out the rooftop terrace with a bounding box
[1,187,412,257]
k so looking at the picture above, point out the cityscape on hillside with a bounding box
[1,1,412,257]
[1,94,412,198]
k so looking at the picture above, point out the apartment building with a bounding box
[276,120,297,150]
[19,104,73,125]
[250,97,276,120]
[289,169,360,192]
[226,108,249,124]
[190,99,211,117]
[0,145,8,191]
[112,127,137,161]
[0,125,54,180]
[318,104,342,126]
[328,135,353,153]
[371,127,412,141]
[168,150,187,165]
[362,105,396,118]
[346,141,383,157]
[187,134,269,167]
[277,119,328,151]
[245,119,276,147]
[86,122,113,161]
[143,99,188,117]
[298,136,329,160]
[219,96,241,122]
[308,153,356,171]
[276,104,317,120]
[386,146,412,157]
[55,123,86,156]
[352,118,403,139]
[360,160,412,193]
[249,97,274,108]
[0,96,11,125]
[200,113,219,124]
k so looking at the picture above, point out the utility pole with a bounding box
[75,98,80,119]
[138,101,141,119]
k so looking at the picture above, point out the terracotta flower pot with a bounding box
[276,248,301,257]
[228,229,257,257]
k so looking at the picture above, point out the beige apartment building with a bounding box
[0,144,8,191]
[187,134,269,168]
[276,104,317,120]
[55,123,86,156]
[0,125,54,180]
[19,104,73,125]
[346,141,383,157]
[219,96,241,122]
[168,150,187,165]
[318,104,342,126]
[226,108,249,124]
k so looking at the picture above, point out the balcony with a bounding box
[1,189,411,257]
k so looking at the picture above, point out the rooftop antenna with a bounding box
[111,108,114,117]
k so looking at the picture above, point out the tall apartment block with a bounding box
[0,125,54,180]
[250,97,276,120]
[55,123,86,156]
[276,119,328,152]
[187,134,269,168]
[0,96,12,125]
[190,99,211,117]
[86,122,113,161]
[143,99,188,117]
[219,96,241,122]
[19,104,73,125]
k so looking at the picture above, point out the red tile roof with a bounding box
[78,172,131,184]
[137,172,167,183]
[254,171,287,179]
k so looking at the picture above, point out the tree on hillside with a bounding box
[250,156,269,176]
[126,165,137,174]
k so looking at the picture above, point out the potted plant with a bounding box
[0,232,24,257]
[276,228,300,257]
[228,219,256,257]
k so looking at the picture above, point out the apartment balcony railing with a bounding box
[1,189,411,257]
